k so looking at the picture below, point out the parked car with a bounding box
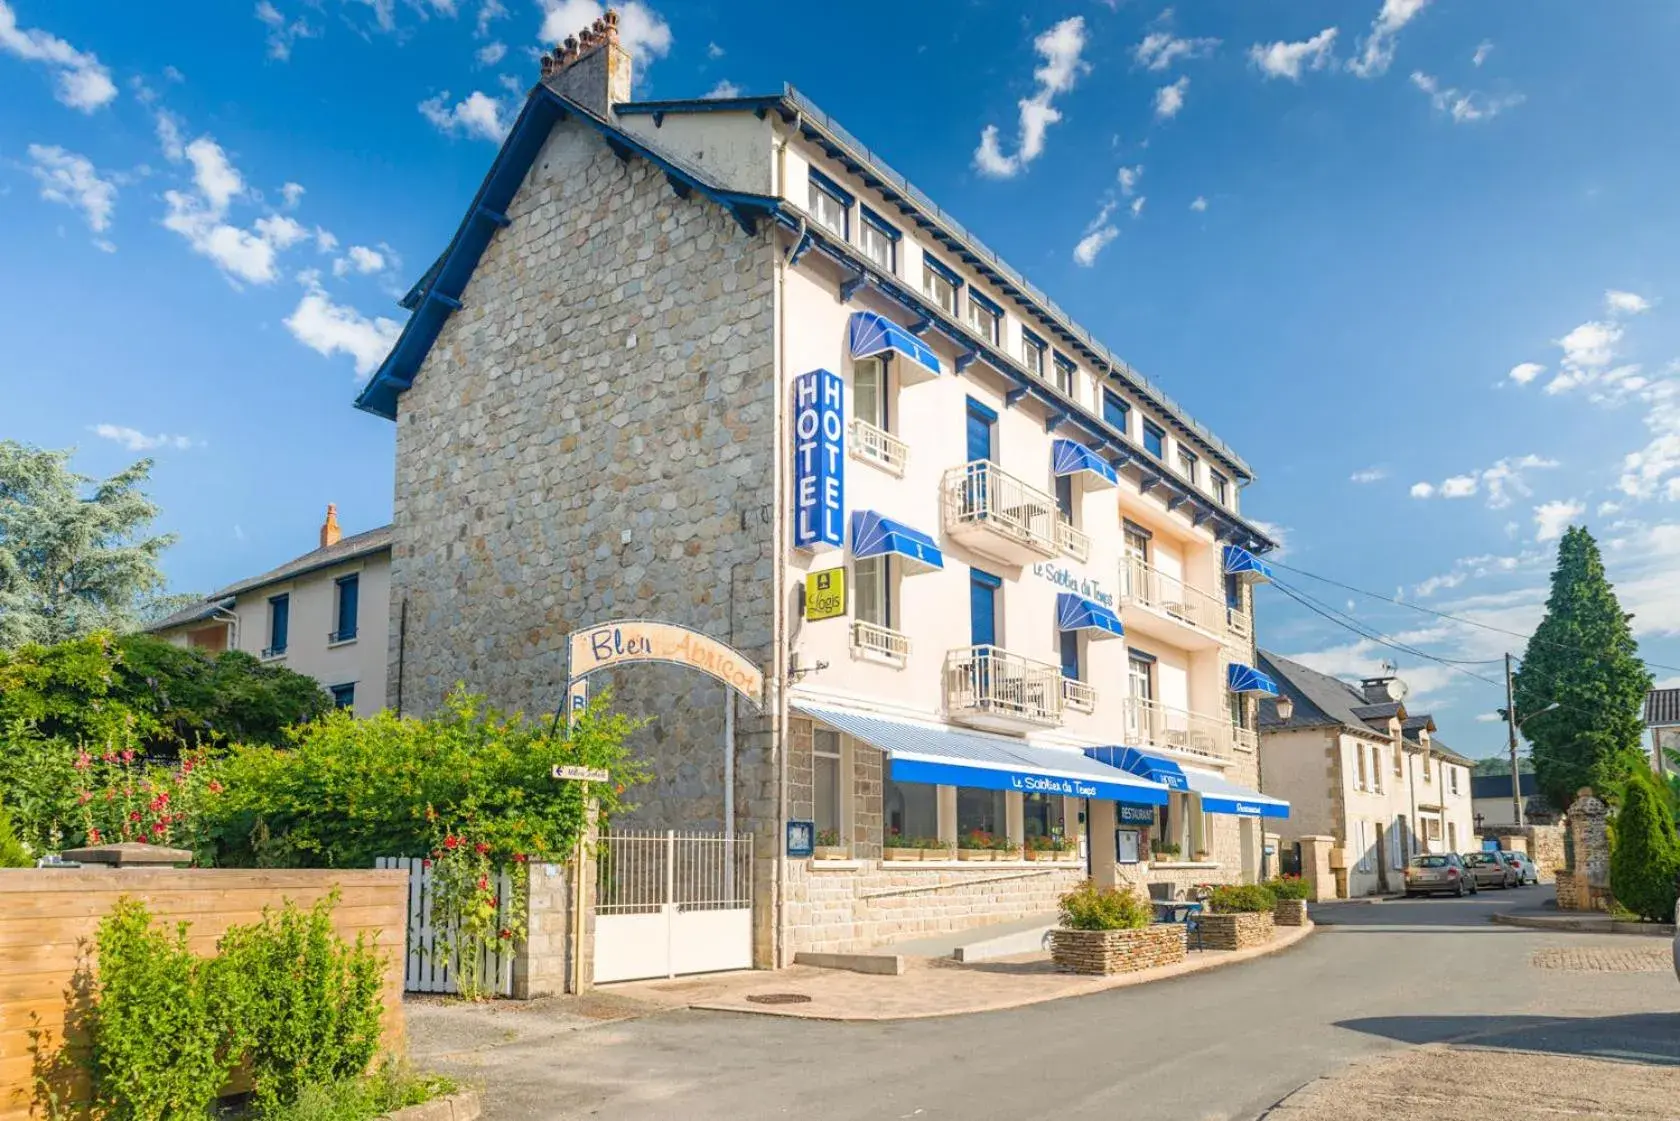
[1405,853,1476,897]
[1462,852,1516,890]
[1496,850,1538,885]
[1673,898,1678,984]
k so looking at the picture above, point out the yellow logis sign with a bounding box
[569,620,764,708]
[804,568,846,622]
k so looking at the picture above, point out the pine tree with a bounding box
[1512,527,1651,812]
[1608,769,1680,922]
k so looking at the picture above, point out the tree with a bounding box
[1513,527,1652,813]
[1608,769,1680,922]
[1472,755,1533,778]
[0,800,31,867]
[0,441,177,649]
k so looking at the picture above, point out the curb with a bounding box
[1490,912,1676,937]
[383,1090,483,1121]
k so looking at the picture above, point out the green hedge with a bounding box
[1057,881,1152,931]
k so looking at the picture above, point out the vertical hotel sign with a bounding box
[793,369,844,550]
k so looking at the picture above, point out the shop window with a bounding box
[814,729,842,838]
[1023,793,1065,841]
[957,787,1006,838]
[885,779,938,842]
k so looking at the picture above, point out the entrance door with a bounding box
[1375,825,1389,892]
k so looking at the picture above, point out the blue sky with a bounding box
[5,0,1680,759]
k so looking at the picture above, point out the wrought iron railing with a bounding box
[848,418,907,477]
[943,645,1063,726]
[941,461,1060,558]
[1055,517,1090,562]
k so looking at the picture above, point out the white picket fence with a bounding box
[376,856,516,997]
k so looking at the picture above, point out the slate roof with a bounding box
[1470,772,1538,800]
[1428,738,1473,767]
[146,526,393,634]
[1647,687,1680,727]
[1259,650,1464,760]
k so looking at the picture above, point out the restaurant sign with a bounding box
[569,620,764,708]
[1118,803,1157,825]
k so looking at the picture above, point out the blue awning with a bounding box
[1227,662,1279,696]
[1085,746,1188,791]
[851,510,943,574]
[1223,545,1274,584]
[1051,439,1119,489]
[801,705,1171,805]
[848,311,941,382]
[1056,592,1124,640]
[1182,767,1290,819]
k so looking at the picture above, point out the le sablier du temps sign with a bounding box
[793,369,844,551]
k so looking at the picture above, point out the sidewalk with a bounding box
[604,921,1314,1021]
[1490,895,1676,937]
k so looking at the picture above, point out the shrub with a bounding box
[1609,768,1680,922]
[1057,881,1151,931]
[1206,884,1276,913]
[957,830,995,850]
[253,1061,456,1121]
[1263,875,1311,901]
[0,799,31,867]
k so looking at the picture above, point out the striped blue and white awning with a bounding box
[1223,545,1275,584]
[848,310,941,381]
[851,510,943,573]
[1051,439,1119,489]
[1086,746,1188,791]
[1227,662,1279,696]
[1056,592,1124,639]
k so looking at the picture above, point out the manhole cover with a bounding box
[746,992,813,1005]
[1529,946,1670,972]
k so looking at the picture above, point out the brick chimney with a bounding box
[539,9,631,119]
[320,504,341,548]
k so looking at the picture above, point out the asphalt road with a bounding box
[421,890,1680,1121]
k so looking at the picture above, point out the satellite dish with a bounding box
[1387,678,1410,702]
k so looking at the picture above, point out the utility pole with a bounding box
[1505,652,1525,828]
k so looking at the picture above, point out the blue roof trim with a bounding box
[1227,662,1280,696]
[355,87,781,421]
[848,311,940,377]
[1085,746,1188,791]
[1055,592,1124,639]
[1224,544,1275,583]
[850,510,943,572]
[1051,438,1119,487]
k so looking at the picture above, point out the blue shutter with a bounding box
[269,595,289,654]
[334,575,360,640]
[1059,631,1080,679]
[969,571,999,646]
[966,399,995,463]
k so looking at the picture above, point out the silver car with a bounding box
[1497,850,1538,885]
[1405,853,1476,897]
[1462,851,1516,890]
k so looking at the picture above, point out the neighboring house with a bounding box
[148,506,391,718]
[1258,652,1475,897]
[351,14,1285,970]
[1646,687,1679,778]
[1470,771,1546,830]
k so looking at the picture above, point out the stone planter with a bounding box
[1057,849,1080,862]
[958,848,994,861]
[883,847,920,862]
[812,846,849,861]
[996,849,1023,862]
[1199,910,1275,950]
[1273,898,1308,926]
[1024,849,1057,862]
[1049,925,1188,975]
[920,848,952,861]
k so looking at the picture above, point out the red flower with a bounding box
[421,858,432,869]
[128,811,142,823]
[87,828,102,844]
[207,780,224,795]
[444,835,460,850]
[474,841,490,855]
[78,791,92,805]
[104,790,115,802]
[476,876,489,891]
[512,853,528,864]
[150,821,166,837]
[74,752,92,772]
[498,928,512,941]
[120,750,135,764]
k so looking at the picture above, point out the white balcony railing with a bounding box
[1055,517,1090,562]
[941,461,1060,564]
[848,419,907,477]
[1231,725,1258,754]
[1119,695,1235,762]
[1226,604,1253,644]
[943,645,1063,729]
[1062,677,1097,714]
[1119,555,1247,646]
[851,620,910,664]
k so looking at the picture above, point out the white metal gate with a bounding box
[376,856,515,996]
[593,830,754,984]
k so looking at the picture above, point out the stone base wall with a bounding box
[1050,925,1187,976]
[785,861,1085,955]
[1554,869,1613,913]
[1200,911,1275,950]
[1272,898,1308,926]
[1485,824,1565,883]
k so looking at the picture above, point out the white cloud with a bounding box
[1189,195,1207,212]
[419,90,509,142]
[1350,466,1387,484]
[1617,377,1680,501]
[1116,165,1143,196]
[1134,30,1219,71]
[27,145,117,246]
[279,181,305,209]
[1533,499,1584,542]
[254,1,317,61]
[1410,71,1523,123]
[314,227,339,253]
[1154,76,1189,120]
[1349,0,1432,79]
[1072,199,1119,267]
[253,214,309,250]
[0,0,117,111]
[155,109,186,161]
[1130,196,1146,218]
[1413,553,1529,598]
[1249,28,1338,82]
[1472,40,1493,67]
[1410,454,1559,509]
[973,16,1089,179]
[159,134,310,286]
[474,0,506,37]
[332,244,387,277]
[1410,482,1435,498]
[704,79,741,99]
[1282,639,1457,706]
[706,41,723,59]
[283,280,403,379]
[538,1,672,63]
[186,137,245,211]
[91,424,194,452]
[1605,289,1652,316]
[1507,361,1545,386]
[1474,712,1502,723]
[475,40,506,66]
[1547,319,1622,394]
[1438,474,1478,499]
[1249,520,1291,561]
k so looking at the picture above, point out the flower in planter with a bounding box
[815,828,842,848]
[883,829,917,848]
[957,830,995,850]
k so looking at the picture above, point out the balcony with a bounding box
[849,418,907,477]
[941,461,1059,566]
[1231,725,1258,754]
[1055,517,1090,562]
[1118,556,1245,651]
[1119,696,1236,763]
[851,620,910,666]
[1062,677,1097,715]
[943,645,1063,732]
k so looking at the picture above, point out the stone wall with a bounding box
[1050,925,1187,975]
[513,856,592,997]
[1486,824,1565,884]
[1199,910,1274,950]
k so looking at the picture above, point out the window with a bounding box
[330,683,355,709]
[1059,629,1081,682]
[957,787,1007,837]
[807,169,850,237]
[1102,389,1130,434]
[966,291,1001,346]
[885,779,937,842]
[1128,654,1154,702]
[1053,354,1076,399]
[331,574,359,642]
[1210,471,1229,506]
[1447,822,1458,851]
[1422,752,1432,782]
[1176,446,1198,482]
[1228,693,1249,730]
[1054,474,1075,521]
[814,728,842,838]
[1394,745,1404,776]
[1371,745,1384,794]
[853,556,891,628]
[859,208,898,272]
[922,256,960,316]
[1143,421,1165,459]
[853,357,888,430]
[1021,330,1046,378]
[1355,820,1374,873]
[1124,523,1151,564]
[265,594,289,657]
[1449,765,1459,794]
[1355,743,1368,790]
[1023,792,1066,842]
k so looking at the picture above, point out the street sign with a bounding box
[804,568,846,621]
[552,765,610,783]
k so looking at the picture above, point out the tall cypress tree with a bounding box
[1608,769,1679,922]
[1513,526,1652,812]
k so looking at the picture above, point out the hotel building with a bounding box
[357,14,1286,971]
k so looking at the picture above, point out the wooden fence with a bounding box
[375,857,515,996]
[0,868,408,1121]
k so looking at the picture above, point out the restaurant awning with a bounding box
[799,705,1171,805]
[1226,662,1279,695]
[1223,545,1274,584]
[1056,592,1124,639]
[1051,439,1119,488]
[1181,766,1290,819]
[1085,745,1189,790]
[848,310,941,383]
[850,510,943,573]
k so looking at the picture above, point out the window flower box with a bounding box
[813,829,847,861]
[920,846,952,861]
[883,833,921,861]
[958,848,995,862]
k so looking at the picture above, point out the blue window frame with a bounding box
[265,594,289,657]
[859,207,899,271]
[1021,329,1047,378]
[331,574,359,643]
[1102,389,1130,433]
[1059,630,1081,681]
[966,397,997,462]
[966,288,1002,345]
[330,683,355,709]
[921,254,962,315]
[1143,420,1166,459]
[807,168,852,238]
